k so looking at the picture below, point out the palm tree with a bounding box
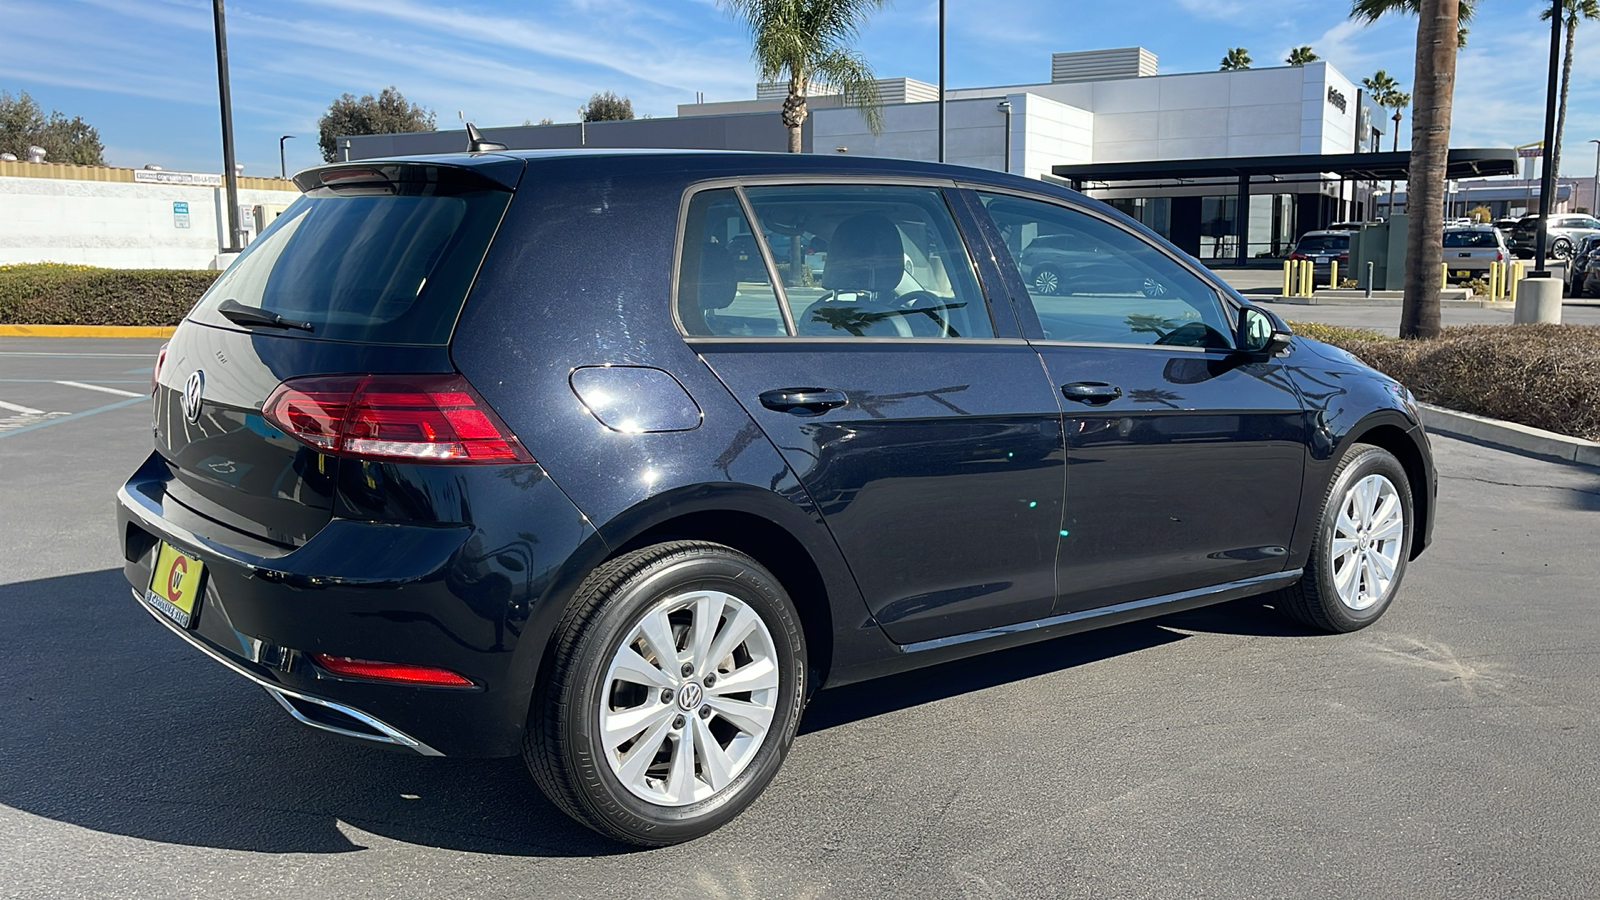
[1383,89,1411,219]
[1286,46,1320,66]
[720,0,887,153]
[1219,47,1252,71]
[1350,0,1475,340]
[1540,0,1600,183]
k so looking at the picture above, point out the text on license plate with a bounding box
[146,542,204,629]
[1453,269,1473,277]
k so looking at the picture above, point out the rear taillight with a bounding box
[1496,251,1505,262]
[1289,253,1307,260]
[151,343,168,394]
[1338,253,1349,261]
[310,653,474,687]
[263,374,532,464]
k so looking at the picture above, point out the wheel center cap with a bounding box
[677,682,704,711]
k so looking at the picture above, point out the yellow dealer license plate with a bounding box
[1454,269,1473,277]
[146,542,205,629]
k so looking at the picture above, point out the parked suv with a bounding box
[118,150,1435,846]
[1288,230,1351,281]
[1509,213,1600,259]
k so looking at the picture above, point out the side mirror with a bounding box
[1238,306,1292,356]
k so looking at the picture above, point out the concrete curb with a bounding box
[1418,402,1600,468]
[0,325,175,338]
[1267,296,1509,308]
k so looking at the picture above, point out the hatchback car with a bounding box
[118,149,1435,846]
[1287,230,1351,282]
[1441,225,1510,280]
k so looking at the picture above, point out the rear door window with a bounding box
[676,189,790,336]
[190,171,511,344]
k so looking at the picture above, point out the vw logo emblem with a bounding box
[182,370,206,424]
[677,682,704,711]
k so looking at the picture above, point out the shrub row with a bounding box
[1293,321,1600,442]
[0,263,218,327]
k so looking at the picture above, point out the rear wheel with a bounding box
[1274,444,1413,632]
[1552,238,1573,261]
[525,541,806,846]
[1032,265,1062,295]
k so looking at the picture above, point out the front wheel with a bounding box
[524,541,806,846]
[1032,266,1063,295]
[1552,238,1573,261]
[1274,444,1414,632]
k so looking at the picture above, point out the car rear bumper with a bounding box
[116,451,596,758]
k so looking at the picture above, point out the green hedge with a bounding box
[1293,321,1600,442]
[0,263,218,326]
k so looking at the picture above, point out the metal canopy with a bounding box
[1051,148,1518,188]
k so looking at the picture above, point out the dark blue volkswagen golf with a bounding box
[117,149,1434,845]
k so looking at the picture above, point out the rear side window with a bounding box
[190,182,510,344]
[677,189,790,336]
[1295,234,1349,253]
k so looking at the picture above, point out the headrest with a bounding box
[690,242,737,311]
[820,215,904,294]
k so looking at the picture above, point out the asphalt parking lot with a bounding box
[3,336,1598,899]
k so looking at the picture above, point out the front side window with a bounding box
[741,184,995,339]
[978,192,1234,349]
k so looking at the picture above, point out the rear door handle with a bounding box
[1061,382,1122,404]
[759,388,849,415]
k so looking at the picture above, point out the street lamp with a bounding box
[996,100,1012,174]
[211,0,243,252]
[1588,139,1599,214]
[1534,0,1563,275]
[279,134,295,179]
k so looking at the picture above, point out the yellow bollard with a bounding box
[1489,262,1501,299]
[1330,259,1339,289]
[1302,259,1313,296]
[1282,260,1293,297]
[1510,261,1521,304]
[1441,262,1449,289]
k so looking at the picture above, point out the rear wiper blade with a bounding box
[217,298,313,332]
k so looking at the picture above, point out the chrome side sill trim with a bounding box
[130,588,445,757]
[899,570,1302,654]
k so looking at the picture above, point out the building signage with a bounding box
[1326,86,1348,114]
[134,169,223,187]
[172,201,190,229]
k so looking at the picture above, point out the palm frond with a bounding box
[815,48,883,134]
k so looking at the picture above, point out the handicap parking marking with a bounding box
[55,380,144,398]
[0,399,74,434]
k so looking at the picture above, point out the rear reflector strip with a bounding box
[310,653,474,687]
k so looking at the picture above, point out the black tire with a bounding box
[1552,238,1573,261]
[1274,444,1414,633]
[524,541,807,846]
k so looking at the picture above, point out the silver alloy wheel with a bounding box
[1330,473,1405,611]
[1033,269,1060,295]
[598,589,779,807]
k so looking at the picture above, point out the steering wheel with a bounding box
[896,290,960,337]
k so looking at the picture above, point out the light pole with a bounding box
[1589,139,1599,214]
[937,0,946,163]
[1386,108,1402,220]
[279,134,295,179]
[996,100,1012,173]
[212,0,242,252]
[1534,0,1563,275]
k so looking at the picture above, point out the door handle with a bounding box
[1061,382,1122,404]
[759,388,849,415]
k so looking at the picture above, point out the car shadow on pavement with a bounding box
[0,570,1311,857]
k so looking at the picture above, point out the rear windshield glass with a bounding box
[1295,234,1348,253]
[189,187,509,344]
[1443,231,1500,248]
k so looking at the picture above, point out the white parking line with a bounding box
[0,399,46,415]
[56,380,144,398]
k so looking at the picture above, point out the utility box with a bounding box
[1350,214,1408,290]
[254,203,290,233]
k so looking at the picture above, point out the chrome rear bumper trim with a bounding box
[130,588,445,757]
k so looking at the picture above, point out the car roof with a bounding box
[1298,230,1350,238]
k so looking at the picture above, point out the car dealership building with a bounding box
[346,47,1512,266]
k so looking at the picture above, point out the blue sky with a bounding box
[3,0,1596,176]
